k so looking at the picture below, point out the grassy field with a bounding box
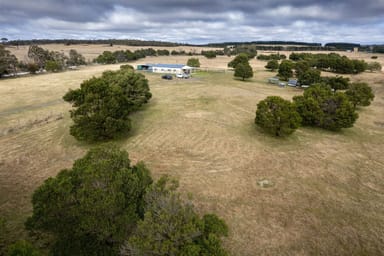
[1,53,384,255]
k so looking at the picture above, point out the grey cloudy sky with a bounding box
[1,0,383,44]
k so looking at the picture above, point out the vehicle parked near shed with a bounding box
[161,74,173,80]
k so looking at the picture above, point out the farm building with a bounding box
[287,79,298,87]
[268,77,280,84]
[137,64,193,75]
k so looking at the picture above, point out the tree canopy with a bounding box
[234,62,253,81]
[187,58,200,67]
[63,67,151,142]
[122,176,229,256]
[322,76,350,92]
[345,82,375,108]
[293,84,358,131]
[297,68,321,86]
[265,60,279,71]
[255,96,301,137]
[277,60,294,81]
[228,53,249,68]
[26,144,229,256]
[0,45,18,77]
[289,52,367,74]
[7,240,42,256]
[26,144,153,256]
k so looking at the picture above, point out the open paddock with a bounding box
[0,54,384,255]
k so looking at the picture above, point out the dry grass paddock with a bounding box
[1,51,384,255]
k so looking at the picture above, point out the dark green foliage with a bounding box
[265,60,279,71]
[322,76,350,92]
[293,84,358,131]
[202,214,228,237]
[156,49,170,56]
[294,61,310,77]
[320,93,358,131]
[288,52,367,74]
[228,53,249,68]
[277,60,294,81]
[7,240,41,256]
[123,176,228,256]
[292,95,324,126]
[95,51,116,64]
[0,45,18,77]
[234,62,253,81]
[63,67,151,141]
[26,144,153,256]
[297,68,321,86]
[324,43,360,50]
[302,83,333,101]
[201,50,217,58]
[187,58,200,67]
[171,50,186,55]
[346,82,375,108]
[67,49,86,66]
[120,64,134,71]
[255,96,301,137]
[45,60,62,72]
[95,48,161,64]
[257,54,286,61]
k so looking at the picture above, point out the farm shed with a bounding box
[268,77,280,84]
[137,64,193,75]
[287,79,298,87]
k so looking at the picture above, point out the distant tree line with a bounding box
[206,41,322,47]
[257,53,286,61]
[4,39,185,47]
[324,42,361,50]
[224,45,257,58]
[289,52,368,74]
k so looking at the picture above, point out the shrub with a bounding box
[255,96,301,136]
[187,57,200,67]
[346,82,375,108]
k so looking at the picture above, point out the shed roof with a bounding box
[147,64,192,69]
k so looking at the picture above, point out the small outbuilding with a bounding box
[137,64,193,75]
[268,77,280,84]
[287,79,298,87]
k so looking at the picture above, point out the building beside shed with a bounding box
[287,79,298,87]
[268,77,280,84]
[137,64,193,75]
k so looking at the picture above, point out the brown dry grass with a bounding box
[1,53,384,255]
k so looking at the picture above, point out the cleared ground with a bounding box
[1,53,384,255]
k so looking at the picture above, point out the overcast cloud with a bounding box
[0,0,383,44]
